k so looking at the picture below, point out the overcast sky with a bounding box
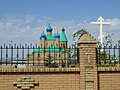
[0,0,120,45]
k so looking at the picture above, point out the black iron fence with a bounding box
[96,45,120,67]
[0,44,79,68]
[1,43,120,68]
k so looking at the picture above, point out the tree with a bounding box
[45,54,54,67]
[104,34,114,46]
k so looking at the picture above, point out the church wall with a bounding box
[47,40,55,47]
[60,42,67,48]
[32,52,68,66]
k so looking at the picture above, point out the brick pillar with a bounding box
[77,34,98,90]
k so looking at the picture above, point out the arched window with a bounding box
[46,43,48,48]
[63,43,66,48]
[61,43,63,48]
[56,44,58,47]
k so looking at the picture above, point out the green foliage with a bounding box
[97,63,116,67]
[104,33,114,46]
[97,51,107,63]
[45,54,55,67]
[44,54,66,67]
[97,50,118,67]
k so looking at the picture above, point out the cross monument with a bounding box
[91,16,110,47]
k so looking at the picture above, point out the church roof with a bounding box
[46,35,56,40]
[60,28,68,42]
[54,32,60,38]
[34,45,65,53]
[39,25,68,42]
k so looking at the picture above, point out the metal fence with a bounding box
[0,44,79,68]
[96,45,120,67]
[1,43,119,68]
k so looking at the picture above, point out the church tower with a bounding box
[60,28,68,48]
[40,32,46,48]
[54,31,60,48]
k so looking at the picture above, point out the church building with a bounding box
[32,24,68,66]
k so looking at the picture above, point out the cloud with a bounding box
[78,17,120,44]
[0,15,39,44]
[0,15,120,45]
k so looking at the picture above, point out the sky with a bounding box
[0,0,120,45]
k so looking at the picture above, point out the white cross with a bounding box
[85,52,93,63]
[91,16,110,47]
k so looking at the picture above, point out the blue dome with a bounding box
[39,32,46,39]
[54,32,60,38]
[54,34,56,38]
[62,27,65,32]
[46,24,52,32]
[56,32,60,38]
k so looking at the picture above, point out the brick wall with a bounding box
[98,72,120,90]
[0,68,120,90]
[0,68,80,90]
[98,67,120,90]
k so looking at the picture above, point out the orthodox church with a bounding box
[39,23,68,49]
[32,24,68,66]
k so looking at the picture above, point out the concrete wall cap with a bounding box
[77,33,97,44]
